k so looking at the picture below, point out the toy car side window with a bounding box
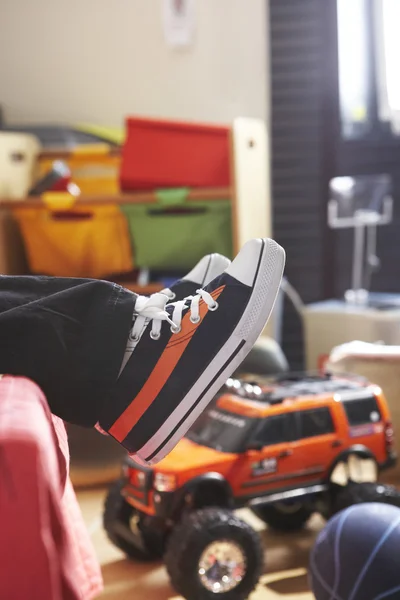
[297,407,335,439]
[342,395,382,426]
[253,413,297,446]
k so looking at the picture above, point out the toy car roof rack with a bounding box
[260,371,369,404]
[271,370,368,385]
[223,378,264,400]
[222,372,370,406]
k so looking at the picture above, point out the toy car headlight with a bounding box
[132,470,146,487]
[154,473,177,492]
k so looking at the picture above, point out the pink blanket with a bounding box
[0,376,103,600]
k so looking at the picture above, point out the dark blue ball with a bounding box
[310,503,400,600]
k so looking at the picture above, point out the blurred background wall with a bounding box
[0,0,269,126]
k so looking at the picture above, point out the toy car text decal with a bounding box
[251,457,278,477]
[349,424,377,438]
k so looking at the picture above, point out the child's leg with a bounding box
[0,238,285,465]
[0,275,135,426]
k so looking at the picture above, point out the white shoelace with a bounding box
[130,288,218,342]
[160,286,176,301]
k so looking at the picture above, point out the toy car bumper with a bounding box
[153,491,175,518]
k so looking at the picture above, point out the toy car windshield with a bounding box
[187,407,259,453]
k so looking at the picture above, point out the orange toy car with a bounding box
[104,373,399,600]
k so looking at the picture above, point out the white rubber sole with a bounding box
[135,238,285,465]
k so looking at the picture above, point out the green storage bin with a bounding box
[121,193,233,270]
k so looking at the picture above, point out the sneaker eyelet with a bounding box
[130,333,139,342]
[167,291,176,300]
[150,331,161,341]
[190,315,201,324]
[170,325,182,334]
[208,301,219,312]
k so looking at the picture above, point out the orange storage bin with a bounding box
[13,203,133,278]
[38,145,121,195]
[120,117,231,191]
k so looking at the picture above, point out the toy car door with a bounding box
[237,412,300,497]
[290,406,338,484]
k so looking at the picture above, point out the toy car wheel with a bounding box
[331,481,400,515]
[103,478,164,561]
[165,508,264,600]
[252,501,314,531]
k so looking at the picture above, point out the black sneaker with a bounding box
[119,254,230,372]
[160,253,231,301]
[100,238,285,464]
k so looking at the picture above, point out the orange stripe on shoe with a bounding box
[108,286,225,442]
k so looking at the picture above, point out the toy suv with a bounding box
[104,373,398,600]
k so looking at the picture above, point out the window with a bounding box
[375,0,400,134]
[336,0,400,139]
[343,396,382,427]
[297,408,335,439]
[253,414,296,447]
[337,0,371,139]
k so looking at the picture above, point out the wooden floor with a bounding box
[77,487,320,600]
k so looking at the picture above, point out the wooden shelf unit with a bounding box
[0,118,273,330]
[1,117,271,252]
[0,187,232,209]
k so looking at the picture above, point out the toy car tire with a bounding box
[103,478,164,561]
[331,481,400,515]
[164,507,264,600]
[252,501,314,532]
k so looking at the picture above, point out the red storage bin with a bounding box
[120,116,231,191]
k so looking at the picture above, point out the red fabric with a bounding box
[0,376,103,600]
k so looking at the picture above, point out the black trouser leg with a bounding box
[0,276,134,426]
